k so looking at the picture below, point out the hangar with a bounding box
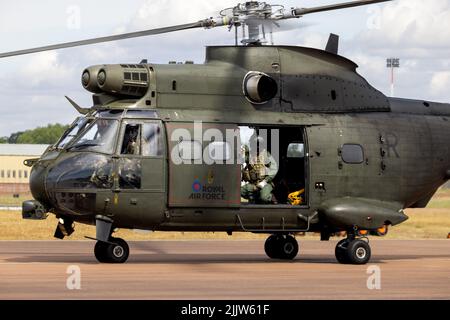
[0,144,48,194]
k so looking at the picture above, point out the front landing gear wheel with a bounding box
[335,239,371,265]
[94,238,130,263]
[94,241,108,263]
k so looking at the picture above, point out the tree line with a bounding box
[0,124,69,144]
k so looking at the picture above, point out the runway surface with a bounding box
[0,240,449,300]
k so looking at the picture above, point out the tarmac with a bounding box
[0,240,448,300]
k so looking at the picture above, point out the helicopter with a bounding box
[1,0,449,265]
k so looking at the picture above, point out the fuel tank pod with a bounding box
[318,197,409,230]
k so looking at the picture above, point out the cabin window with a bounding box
[287,143,305,158]
[177,141,202,161]
[207,141,231,161]
[341,144,364,164]
[24,170,28,178]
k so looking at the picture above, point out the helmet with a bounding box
[249,134,266,151]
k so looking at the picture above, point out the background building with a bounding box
[0,144,48,194]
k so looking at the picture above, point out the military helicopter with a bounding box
[2,0,449,265]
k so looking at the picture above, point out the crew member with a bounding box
[241,136,278,204]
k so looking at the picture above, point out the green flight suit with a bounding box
[241,150,278,203]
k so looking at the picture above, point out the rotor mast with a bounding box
[201,2,294,45]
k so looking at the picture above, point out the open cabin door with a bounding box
[166,122,241,208]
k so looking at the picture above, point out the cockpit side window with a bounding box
[120,122,163,157]
[142,123,163,157]
[121,124,141,155]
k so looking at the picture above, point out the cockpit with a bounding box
[54,109,160,155]
[37,109,163,216]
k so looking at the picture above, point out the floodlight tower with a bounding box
[386,58,400,97]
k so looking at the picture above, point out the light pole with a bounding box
[386,58,400,97]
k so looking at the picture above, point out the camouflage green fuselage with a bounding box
[30,46,450,234]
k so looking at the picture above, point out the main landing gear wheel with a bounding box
[94,237,130,263]
[335,238,371,265]
[264,234,299,260]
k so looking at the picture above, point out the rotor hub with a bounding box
[217,2,287,45]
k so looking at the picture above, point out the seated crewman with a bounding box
[122,125,140,155]
[241,136,278,204]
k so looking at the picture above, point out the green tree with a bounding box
[15,124,69,144]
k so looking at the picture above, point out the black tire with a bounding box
[345,239,371,265]
[264,235,281,259]
[279,236,299,260]
[94,241,108,263]
[335,239,350,264]
[104,238,130,264]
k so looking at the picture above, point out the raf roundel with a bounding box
[192,179,202,193]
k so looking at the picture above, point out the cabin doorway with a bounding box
[239,126,307,206]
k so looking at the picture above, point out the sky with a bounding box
[0,0,449,137]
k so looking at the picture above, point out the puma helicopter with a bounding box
[2,0,449,265]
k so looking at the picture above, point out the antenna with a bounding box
[386,58,400,97]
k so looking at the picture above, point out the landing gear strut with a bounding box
[93,215,130,263]
[264,234,299,260]
[94,237,130,263]
[335,233,371,265]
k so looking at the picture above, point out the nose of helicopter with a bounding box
[30,152,115,217]
[29,161,52,209]
[22,160,53,220]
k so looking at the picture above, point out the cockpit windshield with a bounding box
[68,119,119,154]
[56,117,93,149]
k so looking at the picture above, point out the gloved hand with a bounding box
[257,180,267,189]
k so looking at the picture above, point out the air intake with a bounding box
[81,64,149,97]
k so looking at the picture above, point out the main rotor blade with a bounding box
[293,0,392,16]
[0,21,203,58]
